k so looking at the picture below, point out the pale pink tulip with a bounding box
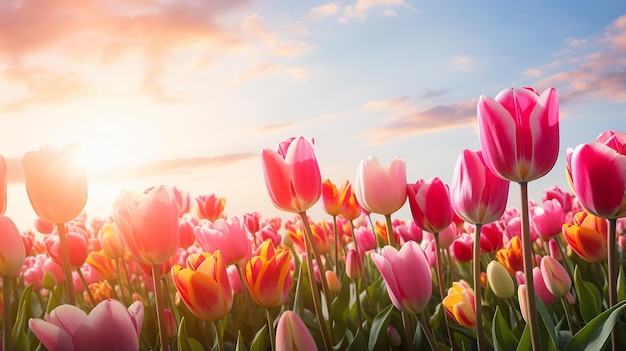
[478,87,559,182]
[0,216,26,277]
[540,256,571,298]
[354,156,407,215]
[276,310,318,351]
[195,216,252,266]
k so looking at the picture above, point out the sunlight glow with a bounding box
[74,135,131,174]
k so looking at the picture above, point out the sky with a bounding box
[1,0,625,232]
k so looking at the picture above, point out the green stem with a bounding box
[434,233,457,350]
[608,218,619,351]
[266,308,276,351]
[519,182,542,351]
[114,258,129,304]
[213,320,224,351]
[152,264,169,351]
[384,214,397,248]
[2,276,11,351]
[473,223,485,351]
[354,279,363,331]
[401,311,413,349]
[56,223,76,305]
[77,268,96,306]
[417,312,439,351]
[332,215,339,276]
[561,297,575,335]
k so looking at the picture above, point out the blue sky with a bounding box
[1,0,624,230]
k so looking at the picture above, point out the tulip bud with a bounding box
[540,256,571,298]
[0,216,26,277]
[325,270,340,293]
[276,310,318,351]
[346,248,364,280]
[518,284,529,323]
[387,325,402,348]
[164,309,177,339]
[486,261,515,299]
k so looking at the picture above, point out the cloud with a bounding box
[5,152,259,184]
[343,0,411,20]
[308,3,340,18]
[362,96,477,144]
[450,55,473,70]
[234,62,309,83]
[256,122,295,133]
[524,68,543,78]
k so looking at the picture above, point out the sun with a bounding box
[74,134,133,174]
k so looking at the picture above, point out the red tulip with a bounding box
[478,87,559,182]
[407,178,453,234]
[262,137,321,213]
[566,130,626,219]
[195,194,226,222]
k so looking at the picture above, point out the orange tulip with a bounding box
[22,144,87,224]
[563,211,608,263]
[195,194,226,222]
[244,239,293,309]
[442,280,476,328]
[340,181,362,221]
[496,236,525,275]
[171,251,233,322]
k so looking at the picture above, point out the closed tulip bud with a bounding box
[548,239,563,261]
[346,248,364,280]
[486,261,515,299]
[387,325,402,348]
[276,311,318,351]
[450,234,473,263]
[540,256,571,298]
[325,270,340,293]
[164,309,177,339]
[518,284,529,323]
[354,156,407,215]
[100,222,125,259]
[0,216,26,277]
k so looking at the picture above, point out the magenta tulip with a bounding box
[29,299,144,351]
[478,87,559,183]
[566,130,626,219]
[407,178,453,234]
[262,137,321,213]
[354,156,407,215]
[450,150,510,225]
[371,241,432,314]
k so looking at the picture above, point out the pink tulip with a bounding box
[566,130,626,219]
[112,186,180,265]
[371,241,432,314]
[543,185,573,213]
[450,234,473,263]
[0,155,6,215]
[29,299,143,351]
[195,216,252,266]
[530,199,565,239]
[540,256,571,298]
[354,156,407,215]
[276,310,318,351]
[450,149,510,225]
[345,248,364,280]
[478,87,559,182]
[45,227,89,269]
[407,178,453,234]
[0,216,26,277]
[533,266,557,306]
[262,136,322,213]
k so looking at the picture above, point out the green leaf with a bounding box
[368,303,394,351]
[574,265,601,323]
[249,324,268,351]
[234,330,249,351]
[564,300,626,351]
[516,324,531,351]
[618,266,626,302]
[177,317,205,351]
[535,296,558,350]
[492,306,519,351]
[46,285,63,314]
[330,273,352,331]
[12,283,34,350]
[345,328,368,351]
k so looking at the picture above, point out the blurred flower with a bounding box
[0,216,26,277]
[34,218,56,235]
[450,234,473,263]
[371,241,432,314]
[443,280,476,328]
[276,310,318,351]
[112,186,180,265]
[262,136,321,213]
[354,156,407,215]
[245,239,293,309]
[407,177,453,234]
[566,130,626,219]
[22,144,88,224]
[563,211,608,263]
[195,194,226,222]
[178,215,198,249]
[195,216,252,267]
[45,229,89,269]
[325,270,340,293]
[171,251,233,322]
[28,299,144,351]
[84,281,115,307]
[477,87,559,182]
[345,248,364,280]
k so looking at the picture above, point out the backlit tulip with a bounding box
[321,178,346,217]
[112,186,180,265]
[195,194,226,222]
[563,211,608,263]
[28,299,144,351]
[354,156,407,215]
[340,181,362,221]
[371,241,432,314]
[173,251,232,322]
[407,178,453,234]
[0,216,26,277]
[276,310,318,351]
[566,130,626,219]
[478,87,559,182]
[45,231,89,269]
[99,222,125,260]
[195,216,252,267]
[22,144,88,224]
[245,239,293,309]
[0,155,6,215]
[450,149,510,225]
[442,280,476,328]
[262,136,321,213]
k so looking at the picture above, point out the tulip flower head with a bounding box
[0,216,26,277]
[486,261,515,299]
[563,211,608,263]
[195,194,226,222]
[276,310,318,351]
[245,239,293,309]
[262,137,322,214]
[478,87,559,183]
[442,280,476,328]
[195,216,252,266]
[354,156,407,215]
[540,256,571,298]
[407,177,454,234]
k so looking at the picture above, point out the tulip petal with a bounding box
[29,318,74,351]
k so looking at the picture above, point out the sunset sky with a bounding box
[1,0,625,231]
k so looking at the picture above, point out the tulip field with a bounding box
[1,87,626,351]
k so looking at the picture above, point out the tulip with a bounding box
[566,130,626,219]
[530,199,565,239]
[442,280,476,328]
[450,149,510,225]
[518,284,529,323]
[496,236,525,275]
[112,186,180,266]
[345,248,364,280]
[355,156,407,216]
[340,181,362,221]
[0,216,26,277]
[407,178,453,234]
[486,261,515,299]
[195,194,226,222]
[321,178,347,217]
[543,185,573,213]
[532,266,557,306]
[540,256,571,298]
[562,211,607,263]
[276,310,318,351]
[22,144,88,224]
[371,241,432,314]
[178,216,197,249]
[244,239,293,309]
[477,87,559,183]
[479,221,505,253]
[45,230,89,269]
[450,234,473,263]
[262,136,321,213]
[34,217,55,235]
[171,251,233,322]
[0,156,6,216]
[99,222,125,260]
[195,216,252,267]
[28,299,144,351]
